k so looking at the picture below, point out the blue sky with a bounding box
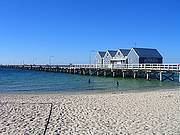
[0,0,179,64]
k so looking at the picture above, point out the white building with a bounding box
[96,47,163,67]
[127,48,163,64]
[103,50,117,65]
[111,49,130,64]
[96,51,106,65]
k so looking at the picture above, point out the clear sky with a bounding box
[0,0,179,64]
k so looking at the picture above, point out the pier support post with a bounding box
[74,69,76,74]
[146,72,149,80]
[89,70,92,76]
[77,69,79,74]
[97,71,99,76]
[104,71,107,77]
[122,72,125,78]
[133,72,136,79]
[79,70,82,75]
[113,72,115,77]
[160,71,163,82]
[83,70,86,75]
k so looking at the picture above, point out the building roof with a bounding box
[119,49,130,56]
[133,48,163,58]
[98,51,106,58]
[107,50,117,57]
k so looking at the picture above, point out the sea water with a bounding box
[0,68,179,94]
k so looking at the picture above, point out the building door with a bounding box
[126,59,128,64]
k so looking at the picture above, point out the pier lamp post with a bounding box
[89,50,96,65]
[49,56,54,65]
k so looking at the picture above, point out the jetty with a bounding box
[1,64,180,82]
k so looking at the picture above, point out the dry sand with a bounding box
[0,89,180,135]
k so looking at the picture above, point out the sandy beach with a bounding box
[0,89,180,135]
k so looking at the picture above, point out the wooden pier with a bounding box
[0,64,180,82]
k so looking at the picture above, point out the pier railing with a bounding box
[115,64,180,71]
[2,64,180,71]
[70,64,180,71]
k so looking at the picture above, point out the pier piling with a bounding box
[146,72,149,80]
[133,72,136,79]
[104,71,107,77]
[122,72,125,78]
[97,71,99,76]
[83,70,86,75]
[89,70,92,76]
[113,72,115,77]
[160,71,163,82]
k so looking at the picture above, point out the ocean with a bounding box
[0,68,179,94]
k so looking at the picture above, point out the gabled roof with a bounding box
[119,49,130,56]
[98,51,106,58]
[133,48,162,58]
[107,50,117,57]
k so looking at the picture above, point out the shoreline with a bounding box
[1,88,180,134]
[0,86,180,96]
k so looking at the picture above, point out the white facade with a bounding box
[103,51,112,65]
[112,50,128,64]
[96,53,104,65]
[114,50,124,59]
[127,48,139,64]
[97,49,130,66]
[96,48,163,66]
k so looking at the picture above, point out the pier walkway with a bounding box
[1,64,180,82]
